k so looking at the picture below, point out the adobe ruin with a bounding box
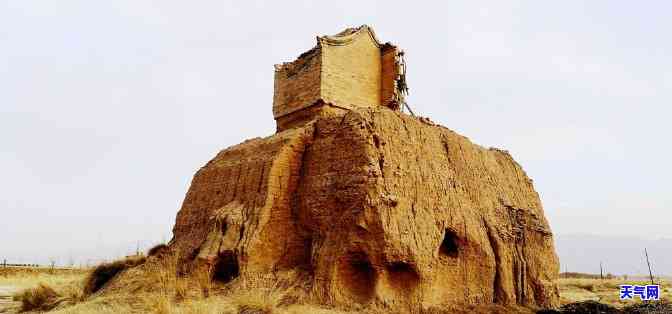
[147,25,560,312]
[273,25,407,131]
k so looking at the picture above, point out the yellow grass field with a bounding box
[557,276,672,308]
[0,263,355,314]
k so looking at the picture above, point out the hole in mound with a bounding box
[212,251,239,283]
[188,246,200,260]
[387,261,420,291]
[220,221,228,235]
[378,156,385,175]
[373,134,381,148]
[439,229,459,258]
[300,237,313,268]
[338,252,377,303]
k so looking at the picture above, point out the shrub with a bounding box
[83,256,146,295]
[576,282,596,292]
[16,283,62,312]
[559,272,601,279]
[230,284,287,314]
[148,243,169,256]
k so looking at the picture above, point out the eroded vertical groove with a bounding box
[484,218,503,303]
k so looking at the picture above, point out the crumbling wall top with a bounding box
[272,25,406,132]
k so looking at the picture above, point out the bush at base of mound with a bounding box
[147,243,169,257]
[15,283,61,312]
[83,255,146,295]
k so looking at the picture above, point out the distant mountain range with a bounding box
[555,234,671,277]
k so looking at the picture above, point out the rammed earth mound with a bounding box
[106,26,561,312]
[164,108,560,310]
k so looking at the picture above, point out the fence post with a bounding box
[645,248,655,285]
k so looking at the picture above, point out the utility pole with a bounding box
[600,261,604,280]
[563,265,568,278]
[645,248,655,285]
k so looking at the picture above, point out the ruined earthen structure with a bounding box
[169,26,560,311]
[272,26,407,131]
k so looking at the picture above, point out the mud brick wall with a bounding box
[272,49,322,119]
[320,31,382,110]
[273,27,398,132]
[380,46,399,107]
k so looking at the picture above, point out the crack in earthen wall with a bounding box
[483,217,505,304]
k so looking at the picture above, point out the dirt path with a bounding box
[0,285,19,313]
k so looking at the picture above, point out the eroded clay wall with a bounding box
[320,32,382,109]
[293,108,559,309]
[171,126,314,275]
[167,107,559,311]
[275,102,347,132]
[380,47,398,107]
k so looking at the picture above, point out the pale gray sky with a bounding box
[1,1,671,267]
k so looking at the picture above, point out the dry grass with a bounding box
[14,283,61,311]
[41,251,321,313]
[83,255,146,295]
[1,268,87,313]
[0,261,325,314]
[0,268,86,292]
[43,272,337,314]
[558,276,672,308]
[48,295,139,314]
[18,262,667,313]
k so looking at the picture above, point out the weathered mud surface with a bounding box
[164,107,560,311]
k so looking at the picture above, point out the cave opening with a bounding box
[387,261,420,292]
[439,229,460,258]
[338,252,377,303]
[212,251,239,283]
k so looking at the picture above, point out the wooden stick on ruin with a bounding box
[404,102,416,116]
[645,248,655,285]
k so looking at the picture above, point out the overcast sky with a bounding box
[1,1,671,267]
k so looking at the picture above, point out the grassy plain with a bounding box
[557,276,672,308]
